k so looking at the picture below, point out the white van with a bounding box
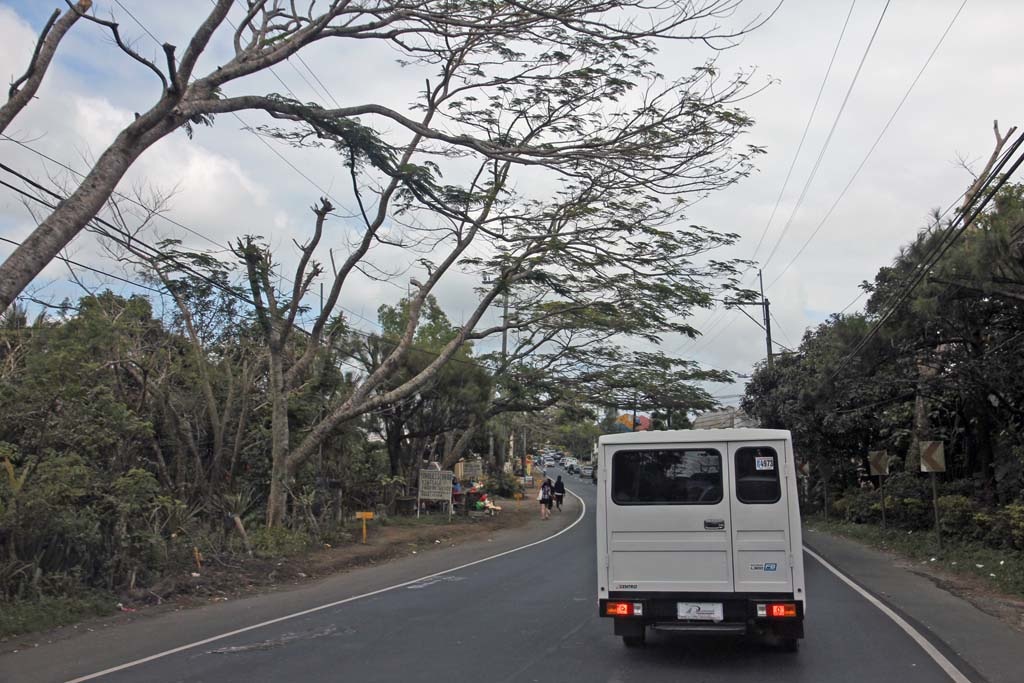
[596,429,805,649]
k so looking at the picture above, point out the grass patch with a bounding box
[805,515,1024,599]
[0,591,115,640]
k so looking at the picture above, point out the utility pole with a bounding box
[724,270,774,371]
[632,391,638,432]
[760,270,773,371]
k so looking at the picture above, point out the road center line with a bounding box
[66,490,587,683]
[804,546,972,683]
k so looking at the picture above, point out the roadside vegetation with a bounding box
[744,181,1024,597]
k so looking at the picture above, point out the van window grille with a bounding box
[611,449,722,505]
[734,447,781,504]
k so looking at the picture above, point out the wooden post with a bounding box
[880,474,887,530]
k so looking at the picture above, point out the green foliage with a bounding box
[936,495,976,540]
[484,471,523,498]
[249,527,313,558]
[749,184,1024,548]
[0,590,114,639]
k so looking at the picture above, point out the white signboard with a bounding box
[418,469,455,501]
[417,468,454,518]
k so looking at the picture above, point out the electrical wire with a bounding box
[766,0,969,288]
[829,130,1024,379]
[760,0,892,272]
[749,0,858,261]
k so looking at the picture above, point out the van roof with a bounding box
[598,428,790,445]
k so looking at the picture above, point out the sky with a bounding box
[1,0,1021,408]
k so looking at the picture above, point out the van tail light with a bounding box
[605,601,643,617]
[761,602,797,618]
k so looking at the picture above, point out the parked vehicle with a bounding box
[596,429,805,650]
[580,465,593,478]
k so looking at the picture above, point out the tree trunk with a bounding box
[441,417,481,469]
[0,3,87,134]
[266,347,291,527]
[0,104,179,315]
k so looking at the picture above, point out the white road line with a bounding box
[66,490,587,683]
[804,546,972,683]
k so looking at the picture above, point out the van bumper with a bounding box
[600,593,804,639]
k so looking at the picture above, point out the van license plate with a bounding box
[677,602,724,622]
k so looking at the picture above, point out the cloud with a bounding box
[3,0,1023,393]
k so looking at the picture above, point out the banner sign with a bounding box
[920,442,946,473]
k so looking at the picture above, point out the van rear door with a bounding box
[605,443,733,593]
[728,440,794,593]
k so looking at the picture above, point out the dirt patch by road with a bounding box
[144,500,535,611]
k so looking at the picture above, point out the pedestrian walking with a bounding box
[538,477,554,520]
[553,475,565,511]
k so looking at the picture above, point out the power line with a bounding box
[766,0,968,288]
[749,0,858,261]
[0,164,500,374]
[760,0,892,272]
[837,290,866,315]
[830,130,1024,379]
[2,129,380,331]
[0,233,162,295]
[769,309,795,348]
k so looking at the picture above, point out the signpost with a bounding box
[868,450,889,529]
[920,441,946,549]
[417,468,454,518]
[355,511,374,544]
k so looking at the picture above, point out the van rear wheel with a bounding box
[622,633,645,648]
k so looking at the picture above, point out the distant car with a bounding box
[567,462,578,474]
[580,465,593,478]
[544,458,555,468]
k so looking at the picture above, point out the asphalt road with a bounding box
[7,468,970,682]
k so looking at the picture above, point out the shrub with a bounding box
[249,527,313,558]
[998,503,1024,551]
[894,497,932,530]
[835,488,882,524]
[485,471,523,498]
[936,495,975,540]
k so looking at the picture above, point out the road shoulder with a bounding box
[804,525,1024,683]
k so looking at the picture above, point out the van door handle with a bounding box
[704,519,725,530]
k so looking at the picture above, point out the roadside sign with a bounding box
[355,511,374,544]
[868,450,889,476]
[417,468,454,518]
[920,442,946,473]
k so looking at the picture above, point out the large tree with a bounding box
[0,0,772,315]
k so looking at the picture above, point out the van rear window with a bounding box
[734,446,781,504]
[611,449,722,505]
